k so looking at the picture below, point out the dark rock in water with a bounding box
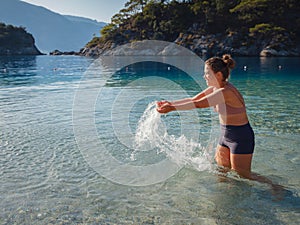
[49,49,80,56]
[0,22,42,55]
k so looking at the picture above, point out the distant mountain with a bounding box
[0,0,106,53]
[64,15,106,27]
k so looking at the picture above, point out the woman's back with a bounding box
[216,83,249,125]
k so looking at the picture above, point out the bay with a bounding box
[0,55,299,224]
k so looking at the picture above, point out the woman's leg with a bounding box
[230,153,253,178]
[215,145,231,168]
[230,153,285,198]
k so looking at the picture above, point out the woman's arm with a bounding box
[158,86,214,106]
[157,88,225,113]
[191,86,215,101]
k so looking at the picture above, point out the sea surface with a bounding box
[0,55,299,224]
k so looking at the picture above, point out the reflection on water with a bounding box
[0,56,299,224]
[233,57,299,77]
[0,56,37,86]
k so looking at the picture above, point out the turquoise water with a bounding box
[0,55,299,224]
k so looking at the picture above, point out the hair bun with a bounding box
[222,54,235,69]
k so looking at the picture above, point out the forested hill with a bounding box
[0,23,42,55]
[81,0,300,57]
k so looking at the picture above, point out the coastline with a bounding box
[51,33,300,58]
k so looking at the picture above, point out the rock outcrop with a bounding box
[0,23,42,55]
[89,40,196,56]
[174,32,300,57]
[79,31,300,57]
[49,50,80,56]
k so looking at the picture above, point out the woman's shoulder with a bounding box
[225,82,240,94]
[224,82,245,104]
[226,82,236,89]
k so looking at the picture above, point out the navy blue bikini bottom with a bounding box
[218,123,255,154]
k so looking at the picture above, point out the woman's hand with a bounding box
[156,101,175,114]
[156,100,170,108]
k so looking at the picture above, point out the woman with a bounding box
[156,54,255,179]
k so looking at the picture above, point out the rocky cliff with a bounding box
[0,23,42,55]
[174,32,300,57]
[79,31,300,58]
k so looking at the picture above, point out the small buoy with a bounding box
[167,67,171,71]
[243,66,247,71]
[278,65,282,70]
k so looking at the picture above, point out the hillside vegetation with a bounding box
[83,0,300,56]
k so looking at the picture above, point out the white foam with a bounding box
[133,102,212,171]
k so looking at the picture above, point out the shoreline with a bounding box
[50,41,300,58]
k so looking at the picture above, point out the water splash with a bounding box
[132,102,213,171]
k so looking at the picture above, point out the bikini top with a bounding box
[215,83,246,115]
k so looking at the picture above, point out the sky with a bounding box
[21,0,128,23]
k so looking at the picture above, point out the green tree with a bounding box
[101,23,118,39]
[125,0,150,12]
[230,0,270,25]
[86,0,299,49]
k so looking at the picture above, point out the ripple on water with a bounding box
[1,56,299,224]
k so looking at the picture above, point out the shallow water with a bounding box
[0,55,299,224]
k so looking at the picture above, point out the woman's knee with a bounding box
[215,145,231,168]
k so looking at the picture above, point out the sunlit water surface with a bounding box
[0,56,299,224]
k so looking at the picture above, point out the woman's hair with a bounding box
[205,54,235,81]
